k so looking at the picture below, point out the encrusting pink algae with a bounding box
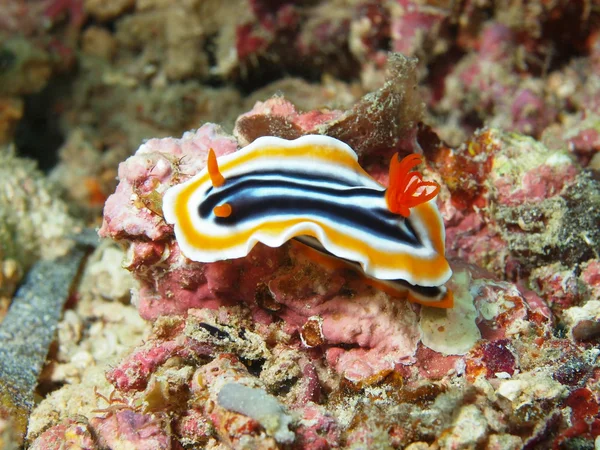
[86,60,598,448]
[0,1,598,449]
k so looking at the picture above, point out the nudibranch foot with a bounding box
[163,135,453,308]
[293,237,453,308]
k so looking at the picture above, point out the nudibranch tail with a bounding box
[207,148,226,187]
[386,153,440,218]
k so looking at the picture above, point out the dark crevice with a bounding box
[14,76,74,172]
[240,356,266,377]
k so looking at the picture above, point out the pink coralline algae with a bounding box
[270,267,422,381]
[100,124,238,242]
[433,23,560,140]
[390,0,449,59]
[429,128,600,321]
[29,410,173,450]
[4,0,598,447]
[93,54,600,448]
[29,419,95,450]
[91,409,172,450]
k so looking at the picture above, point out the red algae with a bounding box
[481,340,517,377]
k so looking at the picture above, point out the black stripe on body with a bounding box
[199,177,422,248]
[205,170,376,197]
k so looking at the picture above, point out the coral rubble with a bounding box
[0,146,78,317]
[0,0,597,449]
[74,59,595,447]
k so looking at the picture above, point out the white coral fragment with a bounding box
[217,383,295,444]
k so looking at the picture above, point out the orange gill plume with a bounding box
[385,153,440,218]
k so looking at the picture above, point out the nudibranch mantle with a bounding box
[163,135,452,305]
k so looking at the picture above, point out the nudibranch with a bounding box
[162,135,453,307]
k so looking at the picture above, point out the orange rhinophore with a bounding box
[207,148,226,187]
